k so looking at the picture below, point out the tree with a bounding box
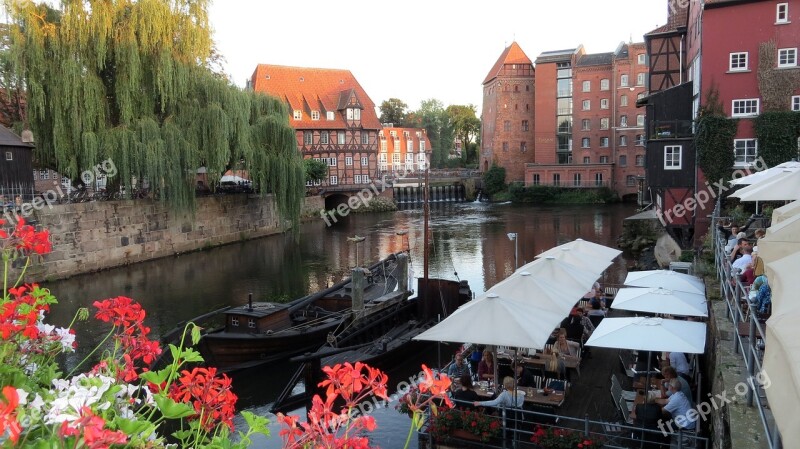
[446,104,480,165]
[7,0,305,227]
[695,89,737,188]
[304,158,328,183]
[415,99,453,168]
[483,164,506,195]
[378,98,408,125]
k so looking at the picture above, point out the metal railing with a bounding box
[712,215,780,449]
[649,120,694,139]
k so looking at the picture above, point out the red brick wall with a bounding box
[481,74,535,182]
[533,62,558,165]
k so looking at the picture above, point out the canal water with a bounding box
[44,201,637,448]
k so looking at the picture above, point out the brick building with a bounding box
[378,126,430,175]
[249,65,381,191]
[480,42,535,182]
[480,42,648,199]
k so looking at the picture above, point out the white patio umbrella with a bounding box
[624,270,705,295]
[531,247,612,277]
[729,161,800,186]
[482,271,589,317]
[537,238,622,261]
[771,201,800,225]
[730,170,800,202]
[414,292,564,350]
[764,251,800,316]
[764,312,800,445]
[758,214,800,263]
[611,287,708,318]
[514,256,601,298]
[586,317,707,354]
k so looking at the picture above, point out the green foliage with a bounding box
[758,40,800,112]
[8,0,304,227]
[414,99,453,169]
[349,197,397,213]
[482,164,506,195]
[446,104,480,165]
[304,158,329,183]
[508,184,618,204]
[695,89,738,187]
[378,98,408,125]
[754,111,800,167]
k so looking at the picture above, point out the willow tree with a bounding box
[6,0,305,226]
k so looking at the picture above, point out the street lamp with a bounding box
[348,235,366,267]
[507,232,518,271]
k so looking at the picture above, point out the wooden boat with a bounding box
[196,252,409,371]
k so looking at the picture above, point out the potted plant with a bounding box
[428,407,502,442]
[530,425,603,448]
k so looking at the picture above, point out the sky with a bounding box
[209,0,668,113]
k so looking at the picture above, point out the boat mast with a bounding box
[423,165,429,283]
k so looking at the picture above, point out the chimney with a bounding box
[667,0,689,29]
[21,129,34,144]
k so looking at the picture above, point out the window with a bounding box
[573,173,582,186]
[600,118,609,129]
[600,156,609,164]
[620,95,628,107]
[581,119,590,131]
[635,135,645,146]
[407,140,413,153]
[345,156,353,166]
[329,176,338,185]
[600,137,609,147]
[337,131,345,145]
[734,139,758,165]
[248,318,256,329]
[354,175,361,184]
[417,152,426,163]
[32,169,37,180]
[595,173,604,186]
[732,99,759,117]
[627,175,637,186]
[320,132,329,144]
[502,142,509,152]
[636,155,645,166]
[583,156,591,164]
[664,145,682,169]
[778,48,797,67]
[582,80,591,92]
[326,111,335,120]
[361,133,369,144]
[379,153,387,163]
[380,140,387,152]
[600,79,610,90]
[619,155,627,166]
[620,135,628,146]
[40,170,49,180]
[793,96,800,111]
[392,153,401,164]
[582,100,590,110]
[363,175,370,183]
[504,120,511,131]
[533,174,540,185]
[304,131,313,145]
[231,317,239,327]
[4,151,11,161]
[311,110,320,120]
[403,131,409,139]
[637,115,645,127]
[553,173,561,186]
[522,120,529,131]
[600,99,609,109]
[620,115,628,127]
[293,110,302,120]
[581,137,590,148]
[520,141,527,153]
[620,74,629,87]
[420,141,425,152]
[637,54,646,65]
[730,52,748,71]
[636,73,646,86]
[406,153,414,163]
[326,157,337,167]
[777,3,789,23]
[361,157,368,166]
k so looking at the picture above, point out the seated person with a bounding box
[477,349,495,382]
[473,376,526,409]
[629,388,659,424]
[551,330,580,380]
[452,373,481,406]
[656,366,692,407]
[729,236,750,262]
[731,246,753,273]
[661,379,697,438]
[587,299,607,318]
[560,311,585,343]
[447,353,470,379]
[515,365,536,388]
[665,351,692,383]
[752,277,772,317]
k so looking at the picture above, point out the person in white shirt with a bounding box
[731,247,753,273]
[661,379,697,446]
[667,352,691,382]
[474,376,526,408]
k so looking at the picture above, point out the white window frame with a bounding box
[582,80,591,92]
[40,169,49,180]
[293,110,302,120]
[792,95,800,111]
[248,318,256,329]
[311,110,320,120]
[361,156,368,166]
[619,155,627,167]
[326,111,335,120]
[406,153,414,163]
[637,54,646,65]
[600,118,609,130]
[363,175,370,184]
[231,317,239,327]
[583,156,590,164]
[777,3,789,23]
[636,73,646,86]
[380,141,387,152]
[732,99,760,117]
[32,169,37,180]
[345,156,353,166]
[637,115,645,127]
[599,156,609,163]
[635,135,645,146]
[734,139,758,166]
[620,95,628,107]
[407,140,413,153]
[600,99,609,109]
[361,133,369,144]
[600,79,610,90]
[582,100,590,110]
[581,137,590,148]
[346,108,354,120]
[620,135,628,146]
[303,131,313,145]
[778,48,797,67]
[419,141,426,153]
[4,151,12,161]
[354,108,361,120]
[620,115,628,127]
[600,137,609,147]
[354,174,361,184]
[320,132,329,144]
[620,74,629,87]
[595,173,604,186]
[664,145,682,170]
[729,52,748,71]
[636,155,645,166]
[573,173,582,187]
[329,175,338,185]
[337,131,345,145]
[581,119,590,131]
[392,153,401,164]
[327,157,337,167]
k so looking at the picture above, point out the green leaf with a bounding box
[172,429,194,441]
[190,323,202,345]
[242,411,271,436]
[154,395,196,419]
[180,347,204,363]
[114,417,153,436]
[139,367,171,385]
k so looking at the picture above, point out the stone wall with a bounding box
[24,194,324,281]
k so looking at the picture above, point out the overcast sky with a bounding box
[212,1,668,112]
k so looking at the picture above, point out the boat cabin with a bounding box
[223,303,293,334]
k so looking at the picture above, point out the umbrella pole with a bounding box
[641,351,653,449]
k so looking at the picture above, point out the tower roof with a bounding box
[483,42,533,85]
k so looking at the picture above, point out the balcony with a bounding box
[650,120,694,139]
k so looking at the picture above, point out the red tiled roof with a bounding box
[250,64,381,130]
[483,42,532,85]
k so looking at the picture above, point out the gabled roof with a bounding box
[250,64,381,130]
[483,42,533,85]
[0,126,33,148]
[646,1,689,36]
[535,46,581,64]
[577,52,614,67]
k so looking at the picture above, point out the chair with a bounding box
[611,374,636,402]
[532,375,544,389]
[618,396,634,425]
[546,379,569,393]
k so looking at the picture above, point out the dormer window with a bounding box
[390,130,397,138]
[311,110,320,120]
[326,111,335,120]
[403,131,409,139]
[293,110,302,120]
